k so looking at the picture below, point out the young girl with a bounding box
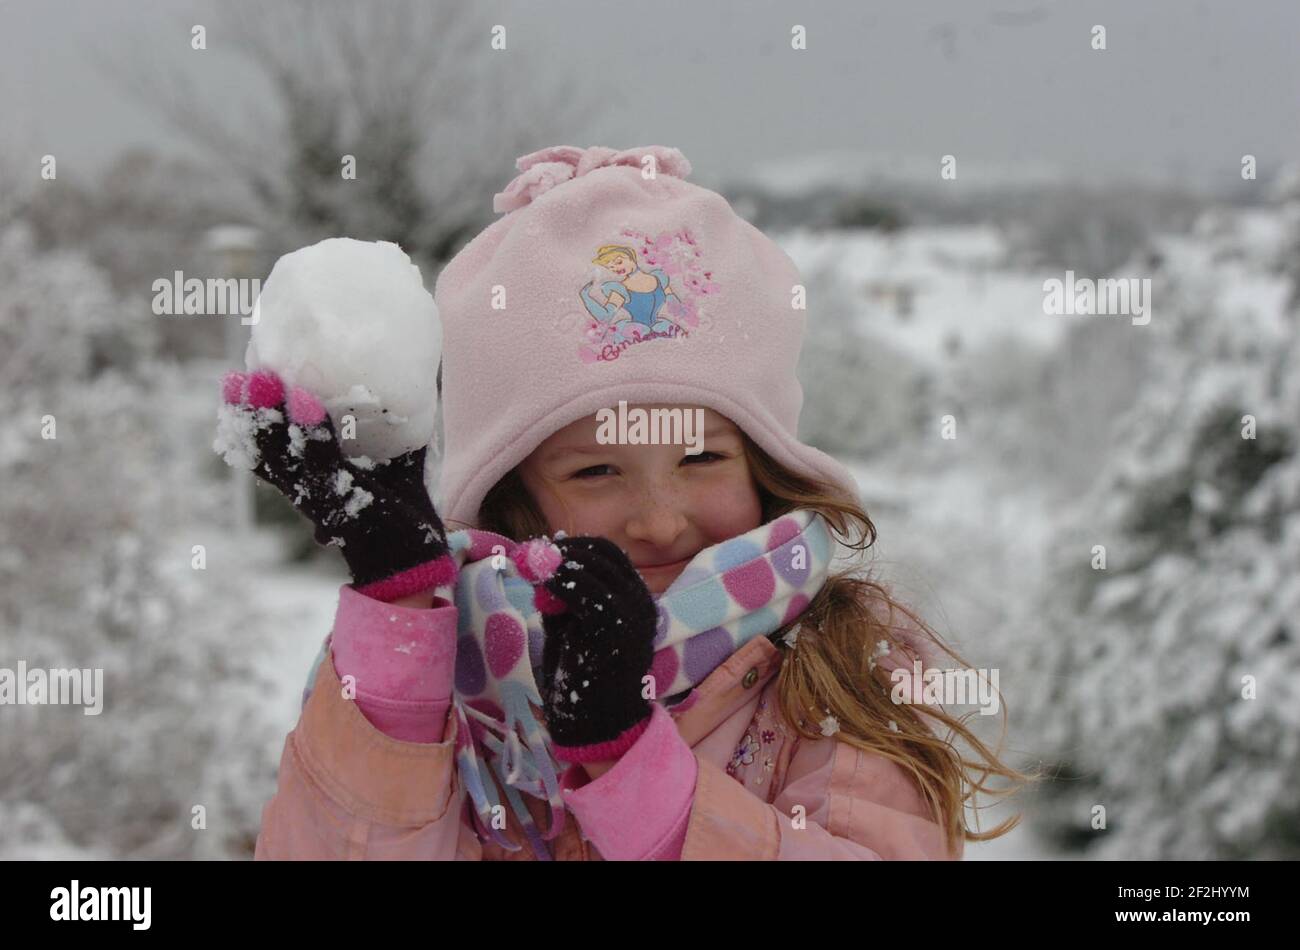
[221,144,1028,861]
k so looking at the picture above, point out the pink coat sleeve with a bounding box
[558,702,696,860]
[254,585,480,860]
[328,584,458,743]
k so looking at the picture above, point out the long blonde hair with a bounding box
[474,434,1037,855]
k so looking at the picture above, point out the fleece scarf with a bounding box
[304,508,834,859]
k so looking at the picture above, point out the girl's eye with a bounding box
[570,453,723,480]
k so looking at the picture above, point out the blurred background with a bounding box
[2,0,1297,859]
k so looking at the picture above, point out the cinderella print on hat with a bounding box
[575,227,719,363]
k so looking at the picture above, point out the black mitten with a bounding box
[216,368,457,601]
[534,536,660,762]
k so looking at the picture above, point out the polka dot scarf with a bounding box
[445,507,835,859]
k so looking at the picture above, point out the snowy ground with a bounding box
[155,515,344,856]
[197,524,343,763]
[781,225,1068,369]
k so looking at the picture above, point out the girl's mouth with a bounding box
[636,556,691,573]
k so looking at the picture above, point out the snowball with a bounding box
[245,238,440,462]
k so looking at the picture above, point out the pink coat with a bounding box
[254,584,963,861]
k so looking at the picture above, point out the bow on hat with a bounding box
[492,144,693,213]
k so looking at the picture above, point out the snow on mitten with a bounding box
[215,368,457,601]
[525,536,659,763]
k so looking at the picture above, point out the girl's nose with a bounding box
[625,499,688,548]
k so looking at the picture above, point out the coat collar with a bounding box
[668,634,784,746]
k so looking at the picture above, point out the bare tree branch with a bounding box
[96,0,607,263]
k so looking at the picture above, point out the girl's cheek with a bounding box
[558,487,626,534]
[709,471,763,528]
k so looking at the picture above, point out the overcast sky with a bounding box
[2,0,1297,192]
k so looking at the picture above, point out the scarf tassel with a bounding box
[453,693,569,857]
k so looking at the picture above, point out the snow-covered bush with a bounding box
[1011,230,1300,859]
[0,222,278,858]
[1003,187,1156,279]
[945,311,1151,497]
[797,259,931,458]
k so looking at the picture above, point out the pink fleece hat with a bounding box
[432,144,860,529]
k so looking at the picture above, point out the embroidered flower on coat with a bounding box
[728,732,760,773]
[761,728,777,745]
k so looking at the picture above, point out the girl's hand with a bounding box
[532,536,659,763]
[216,368,457,600]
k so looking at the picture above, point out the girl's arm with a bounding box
[327,583,458,744]
[557,702,695,861]
[527,537,956,861]
[220,369,472,859]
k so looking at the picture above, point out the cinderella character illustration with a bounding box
[579,244,686,344]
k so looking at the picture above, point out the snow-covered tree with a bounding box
[106,0,593,271]
[1011,214,1300,858]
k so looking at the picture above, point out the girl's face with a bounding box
[517,404,763,594]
